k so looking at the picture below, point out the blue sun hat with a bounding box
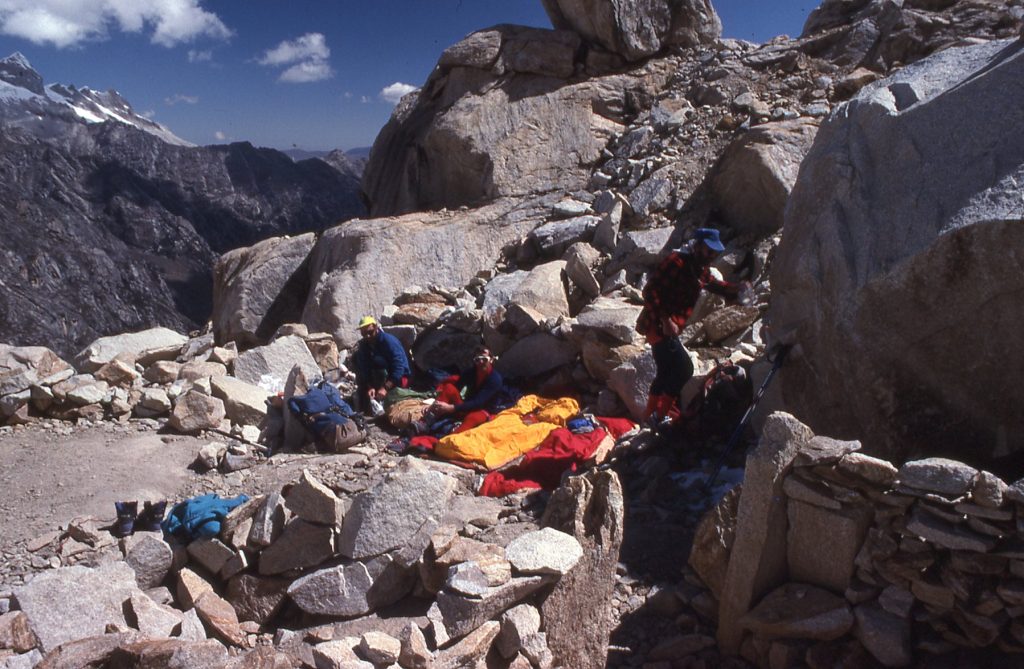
[694,227,725,252]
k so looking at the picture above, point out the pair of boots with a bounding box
[644,393,680,428]
[113,500,167,538]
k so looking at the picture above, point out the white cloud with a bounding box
[187,48,211,62]
[257,32,328,66]
[0,0,232,49]
[256,32,333,83]
[214,130,226,141]
[279,60,332,83]
[164,93,198,105]
[359,95,371,104]
[379,82,417,104]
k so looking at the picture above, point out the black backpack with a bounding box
[684,361,752,441]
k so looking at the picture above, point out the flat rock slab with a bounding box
[259,520,335,575]
[209,376,269,427]
[504,528,583,576]
[739,583,853,641]
[12,562,140,653]
[436,576,548,640]
[287,563,374,617]
[338,460,456,560]
[75,327,186,372]
[898,458,978,496]
[233,335,320,387]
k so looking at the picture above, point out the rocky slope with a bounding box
[0,54,366,358]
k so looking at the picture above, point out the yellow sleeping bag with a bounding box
[435,395,580,470]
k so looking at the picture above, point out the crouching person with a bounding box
[353,315,411,416]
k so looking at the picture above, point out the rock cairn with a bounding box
[0,463,624,669]
[686,412,1024,666]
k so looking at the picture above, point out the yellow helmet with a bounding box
[357,315,378,330]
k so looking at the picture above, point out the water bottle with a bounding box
[369,398,385,417]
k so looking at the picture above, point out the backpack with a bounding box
[287,381,365,452]
[683,361,752,441]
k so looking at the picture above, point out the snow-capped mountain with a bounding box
[0,52,366,357]
[0,52,192,146]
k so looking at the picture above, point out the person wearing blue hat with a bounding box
[635,226,747,426]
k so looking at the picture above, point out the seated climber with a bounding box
[352,315,411,415]
[430,346,520,429]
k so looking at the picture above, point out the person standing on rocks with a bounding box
[636,227,747,427]
[353,316,411,414]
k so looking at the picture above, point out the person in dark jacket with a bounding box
[432,347,520,418]
[353,316,411,413]
[636,227,748,425]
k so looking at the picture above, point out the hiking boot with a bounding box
[135,500,167,533]
[113,501,137,538]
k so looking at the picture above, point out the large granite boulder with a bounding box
[770,39,1024,460]
[362,25,673,217]
[212,233,316,348]
[711,118,819,238]
[302,197,552,348]
[541,0,722,61]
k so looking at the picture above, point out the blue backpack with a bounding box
[287,381,361,441]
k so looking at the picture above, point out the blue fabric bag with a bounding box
[161,493,249,541]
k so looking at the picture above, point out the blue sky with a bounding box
[0,1,814,151]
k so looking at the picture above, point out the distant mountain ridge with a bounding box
[0,53,366,357]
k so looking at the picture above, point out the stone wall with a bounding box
[690,412,1024,667]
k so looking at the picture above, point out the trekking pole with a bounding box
[703,344,791,492]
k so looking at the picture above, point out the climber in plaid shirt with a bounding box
[636,227,747,425]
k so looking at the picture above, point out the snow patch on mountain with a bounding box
[0,52,193,147]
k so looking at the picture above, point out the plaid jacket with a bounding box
[636,251,739,342]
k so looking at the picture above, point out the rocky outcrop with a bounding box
[770,39,1024,460]
[800,0,1023,70]
[302,197,558,348]
[540,0,722,61]
[212,234,317,349]
[362,24,673,217]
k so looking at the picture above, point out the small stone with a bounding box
[286,563,373,617]
[285,469,347,526]
[247,492,287,548]
[398,622,432,669]
[186,538,234,575]
[0,612,38,653]
[836,452,898,486]
[176,568,214,610]
[194,591,246,647]
[504,528,582,575]
[312,639,372,669]
[122,533,173,590]
[440,559,490,599]
[358,631,401,665]
[972,471,1008,508]
[258,520,334,575]
[496,603,541,658]
[898,458,978,496]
